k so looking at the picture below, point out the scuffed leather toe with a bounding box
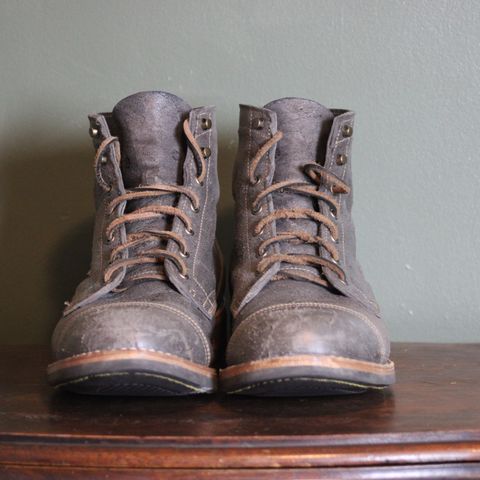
[226,301,390,367]
[51,302,212,366]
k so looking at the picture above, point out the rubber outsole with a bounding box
[47,349,216,396]
[220,355,395,397]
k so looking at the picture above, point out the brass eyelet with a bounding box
[342,124,353,137]
[258,247,267,258]
[251,175,261,186]
[336,154,348,166]
[89,126,100,137]
[251,204,263,215]
[190,203,200,213]
[201,147,211,158]
[201,118,212,130]
[254,118,264,129]
[185,227,195,236]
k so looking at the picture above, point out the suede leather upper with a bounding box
[51,92,221,367]
[227,98,390,366]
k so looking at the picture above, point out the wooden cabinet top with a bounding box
[1,343,479,478]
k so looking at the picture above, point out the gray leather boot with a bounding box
[47,91,223,396]
[221,97,395,396]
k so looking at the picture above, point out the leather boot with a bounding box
[221,97,395,396]
[47,91,223,395]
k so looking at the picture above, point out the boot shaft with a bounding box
[231,98,379,317]
[66,91,221,319]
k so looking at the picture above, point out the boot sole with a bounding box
[47,349,216,396]
[220,355,395,396]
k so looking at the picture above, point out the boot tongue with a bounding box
[111,91,192,286]
[113,91,191,187]
[263,98,335,277]
[264,97,334,177]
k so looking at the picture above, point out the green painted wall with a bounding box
[1,0,479,344]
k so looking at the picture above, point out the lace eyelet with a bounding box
[179,272,189,279]
[180,250,190,258]
[190,203,200,213]
[328,207,337,219]
[185,227,195,236]
[89,126,100,138]
[254,118,264,130]
[251,175,261,186]
[251,204,263,215]
[201,147,211,159]
[330,233,338,244]
[258,247,267,257]
[201,118,212,130]
[107,233,115,243]
[342,124,353,138]
[195,177,204,186]
[100,155,108,165]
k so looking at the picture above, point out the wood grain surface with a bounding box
[1,343,479,478]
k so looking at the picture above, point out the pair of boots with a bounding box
[47,91,395,397]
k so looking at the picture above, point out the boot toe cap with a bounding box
[51,302,211,366]
[226,302,390,366]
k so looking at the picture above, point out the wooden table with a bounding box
[0,343,479,479]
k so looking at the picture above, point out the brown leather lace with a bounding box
[250,131,351,287]
[94,120,206,285]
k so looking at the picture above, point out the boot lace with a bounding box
[249,131,350,287]
[93,120,206,286]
